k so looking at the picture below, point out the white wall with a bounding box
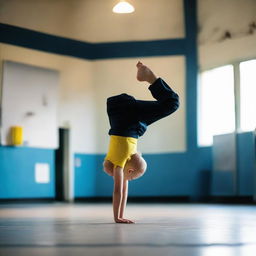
[0,43,96,153]
[2,61,59,148]
[198,0,256,69]
[0,0,184,42]
[93,57,186,154]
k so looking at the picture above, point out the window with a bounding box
[198,65,235,146]
[240,60,256,132]
[198,59,256,147]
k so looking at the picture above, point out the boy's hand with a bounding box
[115,218,135,224]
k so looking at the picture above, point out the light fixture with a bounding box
[112,0,135,14]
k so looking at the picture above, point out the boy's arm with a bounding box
[112,166,125,223]
[119,180,135,223]
[119,179,128,219]
[113,166,134,224]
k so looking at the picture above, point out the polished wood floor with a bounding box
[0,203,256,256]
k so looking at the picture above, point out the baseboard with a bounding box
[75,196,190,203]
[0,198,56,204]
[0,196,255,204]
[207,196,255,204]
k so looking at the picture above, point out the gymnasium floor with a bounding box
[0,203,256,256]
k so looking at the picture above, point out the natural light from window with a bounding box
[240,59,256,132]
[198,65,236,146]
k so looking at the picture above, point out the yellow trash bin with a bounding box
[11,126,23,146]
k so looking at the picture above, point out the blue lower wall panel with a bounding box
[74,154,98,197]
[0,146,212,199]
[237,132,255,196]
[211,171,234,196]
[74,147,213,198]
[72,134,256,198]
[128,153,192,197]
[0,146,55,199]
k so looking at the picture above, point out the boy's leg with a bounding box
[136,62,179,126]
[136,97,177,126]
[137,83,179,126]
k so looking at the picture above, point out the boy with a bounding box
[103,62,179,223]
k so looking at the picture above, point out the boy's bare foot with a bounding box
[136,61,157,84]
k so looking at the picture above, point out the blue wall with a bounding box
[0,146,55,199]
[74,147,214,199]
[237,132,255,196]
[91,147,213,198]
[74,154,98,197]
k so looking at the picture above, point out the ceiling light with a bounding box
[112,1,135,14]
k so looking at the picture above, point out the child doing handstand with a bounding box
[103,62,179,224]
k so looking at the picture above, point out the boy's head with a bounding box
[124,152,147,181]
